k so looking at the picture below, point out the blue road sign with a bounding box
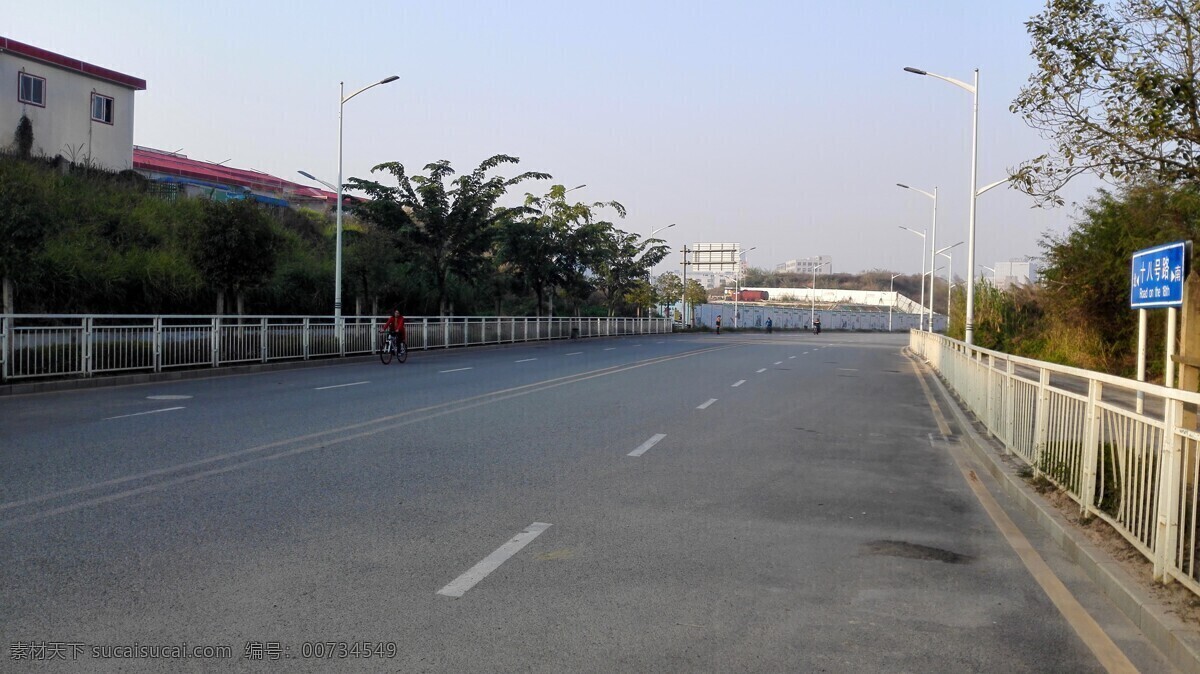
[1130,241,1191,309]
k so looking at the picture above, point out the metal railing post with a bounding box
[82,316,94,377]
[985,354,995,434]
[444,319,451,349]
[211,317,221,367]
[1034,368,1051,472]
[260,317,269,363]
[153,316,163,373]
[1003,359,1016,451]
[1,314,9,382]
[422,318,428,350]
[302,318,310,360]
[1154,399,1184,582]
[1079,379,1102,515]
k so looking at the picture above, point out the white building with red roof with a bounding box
[1,36,146,170]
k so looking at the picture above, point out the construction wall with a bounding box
[691,302,944,332]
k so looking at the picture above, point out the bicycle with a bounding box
[379,332,408,364]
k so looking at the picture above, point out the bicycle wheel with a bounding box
[397,340,408,363]
[380,335,393,365]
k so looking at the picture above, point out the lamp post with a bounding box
[888,272,902,332]
[980,264,996,286]
[641,223,674,318]
[332,74,398,349]
[899,226,927,331]
[897,183,937,331]
[734,246,756,328]
[936,241,964,330]
[904,65,979,343]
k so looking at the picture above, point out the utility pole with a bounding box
[680,246,690,326]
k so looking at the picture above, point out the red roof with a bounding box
[133,147,338,202]
[0,36,146,90]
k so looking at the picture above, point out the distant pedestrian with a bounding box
[765,317,773,334]
[715,315,722,335]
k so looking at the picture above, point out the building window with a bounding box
[90,93,114,124]
[18,72,46,107]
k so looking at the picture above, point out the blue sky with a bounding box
[8,1,1098,277]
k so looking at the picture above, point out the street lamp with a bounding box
[298,170,337,192]
[905,65,979,344]
[734,246,756,328]
[888,272,902,332]
[936,241,964,329]
[648,222,675,238]
[333,74,398,349]
[980,264,996,286]
[897,183,937,332]
[899,226,928,331]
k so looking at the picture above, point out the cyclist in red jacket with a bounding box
[381,309,406,345]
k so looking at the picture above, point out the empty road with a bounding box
[0,333,1175,671]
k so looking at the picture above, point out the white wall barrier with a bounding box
[690,303,942,332]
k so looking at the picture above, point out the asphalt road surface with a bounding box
[0,333,1178,672]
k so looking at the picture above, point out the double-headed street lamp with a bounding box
[318,75,399,349]
[899,226,928,331]
[896,183,937,331]
[936,241,964,327]
[734,246,756,328]
[904,65,980,343]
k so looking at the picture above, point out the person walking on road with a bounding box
[765,317,773,334]
[715,315,722,335]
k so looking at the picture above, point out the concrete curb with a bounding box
[907,348,1200,674]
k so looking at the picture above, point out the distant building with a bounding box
[1,36,146,170]
[776,256,832,275]
[992,261,1039,290]
[133,146,339,209]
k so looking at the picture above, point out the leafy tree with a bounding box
[590,227,671,315]
[684,278,707,308]
[625,279,657,317]
[654,272,683,317]
[190,199,280,315]
[1012,0,1200,205]
[349,155,549,315]
[0,159,51,313]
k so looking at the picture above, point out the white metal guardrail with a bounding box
[910,330,1200,597]
[0,315,670,384]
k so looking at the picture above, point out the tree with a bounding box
[590,227,671,315]
[684,278,707,310]
[1011,0,1200,205]
[350,155,549,315]
[0,159,51,313]
[625,279,657,317]
[654,272,683,315]
[190,199,279,315]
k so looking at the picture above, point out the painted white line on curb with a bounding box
[515,358,537,363]
[105,407,185,421]
[436,522,552,598]
[315,381,369,390]
[440,367,474,373]
[628,433,666,457]
[756,368,767,373]
[731,380,746,387]
[697,398,718,410]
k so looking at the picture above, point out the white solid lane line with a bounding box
[697,398,718,410]
[628,433,667,457]
[105,407,185,421]
[440,367,473,373]
[437,523,552,598]
[731,380,746,387]
[515,358,537,363]
[756,368,767,373]
[315,381,369,390]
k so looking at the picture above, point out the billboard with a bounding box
[691,243,739,273]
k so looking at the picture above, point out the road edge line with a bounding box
[905,347,1200,674]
